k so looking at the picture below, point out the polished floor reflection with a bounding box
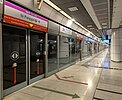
[4,48,122,100]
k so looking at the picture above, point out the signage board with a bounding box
[60,26,72,35]
[4,1,48,32]
[75,32,83,40]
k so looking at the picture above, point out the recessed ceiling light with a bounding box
[68,7,78,12]
[87,25,92,28]
[102,23,107,25]
[90,28,94,30]
[103,26,107,28]
[44,0,61,11]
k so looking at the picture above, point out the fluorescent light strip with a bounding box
[60,11,71,19]
[44,0,61,11]
[44,0,98,39]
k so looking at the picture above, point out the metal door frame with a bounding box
[28,29,46,84]
[2,24,28,96]
[0,22,3,100]
[46,33,59,76]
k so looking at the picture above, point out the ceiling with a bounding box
[50,0,122,38]
[90,0,109,29]
[50,0,102,37]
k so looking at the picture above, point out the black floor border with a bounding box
[93,97,104,100]
[96,88,122,95]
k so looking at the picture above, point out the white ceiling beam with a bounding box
[80,0,102,29]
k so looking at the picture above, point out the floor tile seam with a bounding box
[99,77,122,82]
[96,86,122,94]
[100,74,122,79]
[93,97,104,100]
[98,81,122,87]
[31,85,58,99]
[96,88,122,95]
[98,82,122,88]
[20,91,44,99]
[92,68,103,100]
[35,81,61,88]
[97,84,122,93]
[41,92,52,100]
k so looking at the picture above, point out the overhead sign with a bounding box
[75,32,83,40]
[60,26,72,35]
[4,1,48,32]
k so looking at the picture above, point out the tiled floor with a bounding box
[4,49,122,100]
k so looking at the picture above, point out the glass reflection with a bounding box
[3,25,26,90]
[30,31,45,79]
[48,35,58,72]
[59,36,70,67]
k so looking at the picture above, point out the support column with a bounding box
[111,28,122,62]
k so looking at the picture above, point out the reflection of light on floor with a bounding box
[95,70,98,74]
[88,80,92,88]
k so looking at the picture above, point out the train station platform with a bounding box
[3,49,122,100]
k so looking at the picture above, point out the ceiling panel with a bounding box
[90,0,109,29]
[50,0,101,37]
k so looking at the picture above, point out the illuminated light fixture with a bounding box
[68,7,78,12]
[67,20,73,27]
[103,26,107,28]
[60,11,71,19]
[90,28,94,30]
[71,18,75,22]
[44,0,61,11]
[87,25,92,28]
[102,22,107,25]
[87,32,91,36]
[44,0,99,40]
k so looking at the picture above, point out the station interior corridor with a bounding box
[3,49,122,100]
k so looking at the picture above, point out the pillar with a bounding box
[111,28,122,62]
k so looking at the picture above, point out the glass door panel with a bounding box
[30,30,45,79]
[48,34,58,72]
[59,36,70,68]
[76,40,81,60]
[70,38,77,62]
[3,25,26,90]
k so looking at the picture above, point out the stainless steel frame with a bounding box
[45,32,48,77]
[57,35,59,71]
[46,34,59,77]
[3,24,28,96]
[28,29,45,83]
[0,22,3,100]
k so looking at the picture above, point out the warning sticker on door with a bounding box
[10,51,19,61]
